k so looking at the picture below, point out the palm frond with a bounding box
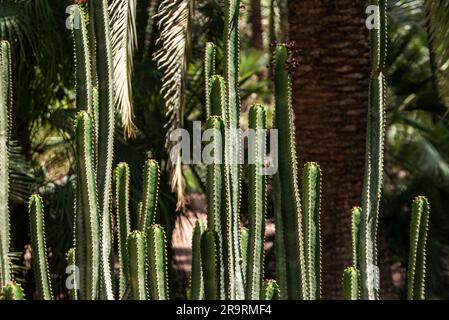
[110,0,138,138]
[153,0,194,210]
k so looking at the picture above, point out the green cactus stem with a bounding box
[74,111,100,300]
[191,220,206,300]
[223,0,245,300]
[0,282,25,300]
[273,44,305,300]
[66,248,78,300]
[246,105,267,300]
[209,76,227,121]
[29,194,53,300]
[407,196,430,300]
[302,162,322,300]
[147,224,169,300]
[114,163,131,299]
[139,159,160,234]
[239,226,249,285]
[343,267,361,300]
[201,230,221,300]
[92,0,116,299]
[0,40,11,290]
[205,42,216,118]
[351,207,362,269]
[262,279,280,300]
[127,231,148,300]
[359,0,387,299]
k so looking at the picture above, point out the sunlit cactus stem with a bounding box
[127,231,148,300]
[273,43,305,300]
[205,42,216,118]
[74,111,100,300]
[201,230,221,300]
[191,220,206,300]
[139,159,160,233]
[66,248,78,300]
[209,76,227,121]
[407,196,430,300]
[114,163,131,299]
[246,105,267,300]
[0,282,25,300]
[351,207,362,269]
[343,267,361,300]
[147,224,169,300]
[302,162,322,300]
[263,280,280,300]
[239,226,249,284]
[29,194,53,300]
[0,40,12,290]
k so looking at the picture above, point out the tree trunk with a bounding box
[288,1,395,299]
[249,0,263,50]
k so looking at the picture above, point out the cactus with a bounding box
[28,194,53,300]
[209,76,227,121]
[351,207,362,269]
[359,0,387,300]
[191,220,206,300]
[0,282,25,300]
[262,279,280,300]
[114,163,131,299]
[92,0,116,300]
[273,44,305,300]
[204,115,226,299]
[66,248,78,300]
[407,196,430,300]
[223,0,245,299]
[0,40,11,291]
[74,111,100,300]
[201,230,221,300]
[302,162,321,300]
[239,226,249,284]
[147,224,169,300]
[139,159,160,233]
[246,105,267,300]
[205,42,216,118]
[343,267,361,300]
[127,231,148,300]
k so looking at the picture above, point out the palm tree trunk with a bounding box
[288,0,395,299]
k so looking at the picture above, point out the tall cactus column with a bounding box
[0,41,11,290]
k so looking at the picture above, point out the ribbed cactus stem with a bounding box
[72,4,92,111]
[29,194,53,300]
[262,279,280,300]
[351,207,362,269]
[205,42,216,118]
[0,282,25,300]
[273,44,305,299]
[191,220,206,300]
[205,116,226,299]
[209,76,227,122]
[92,0,116,299]
[239,226,249,284]
[359,0,387,300]
[0,40,11,290]
[147,224,169,300]
[201,230,221,300]
[246,105,267,300]
[407,196,430,300]
[224,0,245,300]
[302,162,322,300]
[343,267,361,300]
[74,111,100,300]
[114,163,131,299]
[139,159,160,233]
[66,248,78,300]
[127,231,148,300]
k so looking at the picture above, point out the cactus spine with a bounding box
[92,0,116,299]
[224,0,245,299]
[114,163,131,298]
[407,197,430,300]
[262,280,280,300]
[273,44,305,299]
[205,42,216,118]
[359,0,387,300]
[74,111,100,300]
[147,224,169,300]
[302,162,321,300]
[246,105,267,300]
[201,230,221,300]
[29,195,53,300]
[191,220,206,300]
[127,231,148,300]
[0,40,11,290]
[343,267,361,300]
[139,159,160,233]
